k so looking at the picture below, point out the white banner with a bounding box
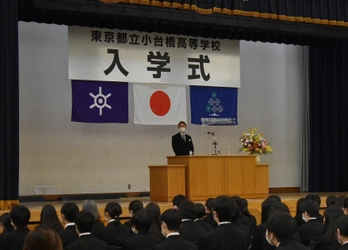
[68,26,240,87]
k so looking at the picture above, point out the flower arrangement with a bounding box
[239,128,273,154]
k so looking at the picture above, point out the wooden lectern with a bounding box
[148,155,269,201]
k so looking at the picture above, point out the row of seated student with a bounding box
[2,194,348,250]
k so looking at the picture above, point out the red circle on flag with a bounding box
[150,91,171,116]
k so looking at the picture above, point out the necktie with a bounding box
[182,135,186,142]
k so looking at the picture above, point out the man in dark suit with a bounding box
[336,215,348,249]
[152,209,197,250]
[122,209,161,250]
[265,212,309,250]
[297,200,324,246]
[0,205,30,250]
[193,203,214,232]
[198,195,248,250]
[172,121,194,156]
[59,202,80,249]
[67,211,108,250]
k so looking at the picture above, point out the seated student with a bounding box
[59,202,79,249]
[67,211,108,250]
[123,200,144,230]
[122,209,161,250]
[265,212,308,250]
[202,198,217,228]
[23,226,63,250]
[193,203,214,232]
[178,200,206,246]
[0,213,14,245]
[97,202,131,247]
[326,195,337,208]
[198,195,249,250]
[294,198,306,228]
[335,215,348,248]
[82,200,104,236]
[172,194,187,209]
[0,205,31,250]
[230,196,252,230]
[39,204,64,234]
[152,209,197,250]
[297,200,324,246]
[305,194,324,221]
[145,202,164,240]
[313,205,343,250]
[240,198,257,231]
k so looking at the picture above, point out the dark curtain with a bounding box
[98,0,348,27]
[0,0,19,209]
[308,41,348,192]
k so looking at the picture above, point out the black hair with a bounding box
[336,195,347,207]
[266,195,281,203]
[10,205,31,228]
[40,204,63,234]
[343,197,348,209]
[240,199,251,217]
[0,213,13,230]
[261,200,274,224]
[128,200,144,214]
[336,215,348,237]
[172,194,187,207]
[205,198,214,212]
[194,203,206,219]
[213,195,239,223]
[161,209,182,231]
[178,200,196,220]
[269,202,290,215]
[300,200,320,217]
[60,202,79,222]
[326,195,337,207]
[295,197,306,216]
[230,196,242,210]
[145,202,162,239]
[132,209,151,233]
[75,211,95,233]
[178,121,186,126]
[104,202,122,219]
[322,205,344,241]
[266,212,296,242]
[305,194,321,206]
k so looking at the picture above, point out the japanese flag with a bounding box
[133,83,187,125]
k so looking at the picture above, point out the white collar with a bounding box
[167,232,180,238]
[65,223,75,228]
[218,221,231,225]
[79,232,91,237]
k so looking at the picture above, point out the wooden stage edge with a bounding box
[1,191,347,231]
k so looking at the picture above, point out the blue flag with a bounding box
[71,80,128,123]
[190,86,238,126]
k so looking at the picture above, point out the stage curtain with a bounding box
[98,0,348,27]
[0,0,19,209]
[308,41,348,192]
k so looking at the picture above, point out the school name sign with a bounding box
[68,26,240,87]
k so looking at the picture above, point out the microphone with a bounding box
[207,132,215,135]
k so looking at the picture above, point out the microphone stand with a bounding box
[209,132,220,155]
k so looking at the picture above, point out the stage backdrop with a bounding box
[18,22,304,195]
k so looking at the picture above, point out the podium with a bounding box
[149,155,269,201]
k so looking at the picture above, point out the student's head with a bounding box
[172,194,187,208]
[82,200,101,221]
[300,200,320,219]
[336,195,347,207]
[213,195,239,223]
[230,196,242,210]
[161,209,182,236]
[296,197,305,216]
[269,202,290,215]
[266,195,281,203]
[261,200,274,224]
[265,212,296,246]
[0,213,13,231]
[336,215,348,244]
[104,202,122,221]
[128,200,144,217]
[178,200,196,220]
[305,194,321,206]
[40,204,63,233]
[60,202,79,223]
[131,209,152,234]
[23,227,62,250]
[10,205,31,229]
[194,203,206,219]
[74,211,95,234]
[342,197,348,215]
[205,198,214,214]
[326,195,337,207]
[240,199,251,217]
